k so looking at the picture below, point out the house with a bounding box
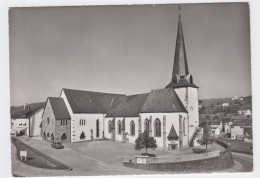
[41,12,199,150]
[209,120,222,136]
[222,103,229,107]
[238,109,252,115]
[230,120,251,140]
[11,102,45,137]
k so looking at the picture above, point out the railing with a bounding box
[123,150,220,165]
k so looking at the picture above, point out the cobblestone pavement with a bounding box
[11,136,239,177]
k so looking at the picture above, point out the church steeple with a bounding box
[172,5,189,80]
[166,5,198,89]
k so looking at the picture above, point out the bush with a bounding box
[192,148,207,154]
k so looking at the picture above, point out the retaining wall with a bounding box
[124,140,234,173]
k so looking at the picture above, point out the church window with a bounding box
[96,119,100,138]
[154,119,161,137]
[130,121,135,136]
[47,117,50,125]
[108,120,112,133]
[118,120,122,135]
[144,119,149,135]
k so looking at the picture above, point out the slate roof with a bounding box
[106,93,149,117]
[167,124,179,140]
[140,88,187,113]
[48,97,71,120]
[172,15,189,77]
[62,88,125,114]
[11,102,45,119]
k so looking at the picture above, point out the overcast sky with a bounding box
[9,3,251,106]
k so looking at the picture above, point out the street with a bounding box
[232,152,253,172]
[12,138,69,170]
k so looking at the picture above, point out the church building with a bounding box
[41,11,199,151]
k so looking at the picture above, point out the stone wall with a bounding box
[41,99,55,141]
[55,119,71,142]
[124,140,234,173]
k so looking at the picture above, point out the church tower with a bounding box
[166,6,199,147]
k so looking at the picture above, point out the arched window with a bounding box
[130,121,135,136]
[96,119,100,138]
[43,132,46,140]
[80,131,85,140]
[47,117,50,125]
[51,133,54,141]
[144,119,149,135]
[80,119,82,126]
[118,120,122,135]
[47,132,50,140]
[183,118,186,135]
[154,119,161,137]
[108,120,112,133]
[61,133,67,140]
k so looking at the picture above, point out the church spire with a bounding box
[172,5,189,81]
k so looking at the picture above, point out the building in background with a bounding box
[11,102,45,137]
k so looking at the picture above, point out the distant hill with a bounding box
[199,96,252,115]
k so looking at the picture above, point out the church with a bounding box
[41,11,199,151]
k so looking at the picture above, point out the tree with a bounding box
[198,121,212,150]
[135,132,157,155]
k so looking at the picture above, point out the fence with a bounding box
[123,150,220,165]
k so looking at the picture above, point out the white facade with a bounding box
[230,126,244,140]
[11,118,29,136]
[29,108,44,137]
[60,90,106,142]
[222,103,229,107]
[174,87,199,143]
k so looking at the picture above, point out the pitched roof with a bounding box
[62,88,125,114]
[48,97,71,120]
[11,102,45,119]
[172,15,189,77]
[106,93,149,117]
[167,124,179,140]
[140,88,187,113]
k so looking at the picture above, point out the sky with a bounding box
[9,3,251,106]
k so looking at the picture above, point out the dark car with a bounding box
[51,141,64,149]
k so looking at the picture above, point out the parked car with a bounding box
[51,141,64,149]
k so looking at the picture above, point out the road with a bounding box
[12,138,70,170]
[232,152,253,172]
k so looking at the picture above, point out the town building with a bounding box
[11,102,45,137]
[41,11,199,150]
[222,103,229,107]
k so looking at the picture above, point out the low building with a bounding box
[222,103,229,107]
[238,109,252,116]
[41,97,71,142]
[210,120,222,136]
[11,102,45,137]
[230,120,251,140]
